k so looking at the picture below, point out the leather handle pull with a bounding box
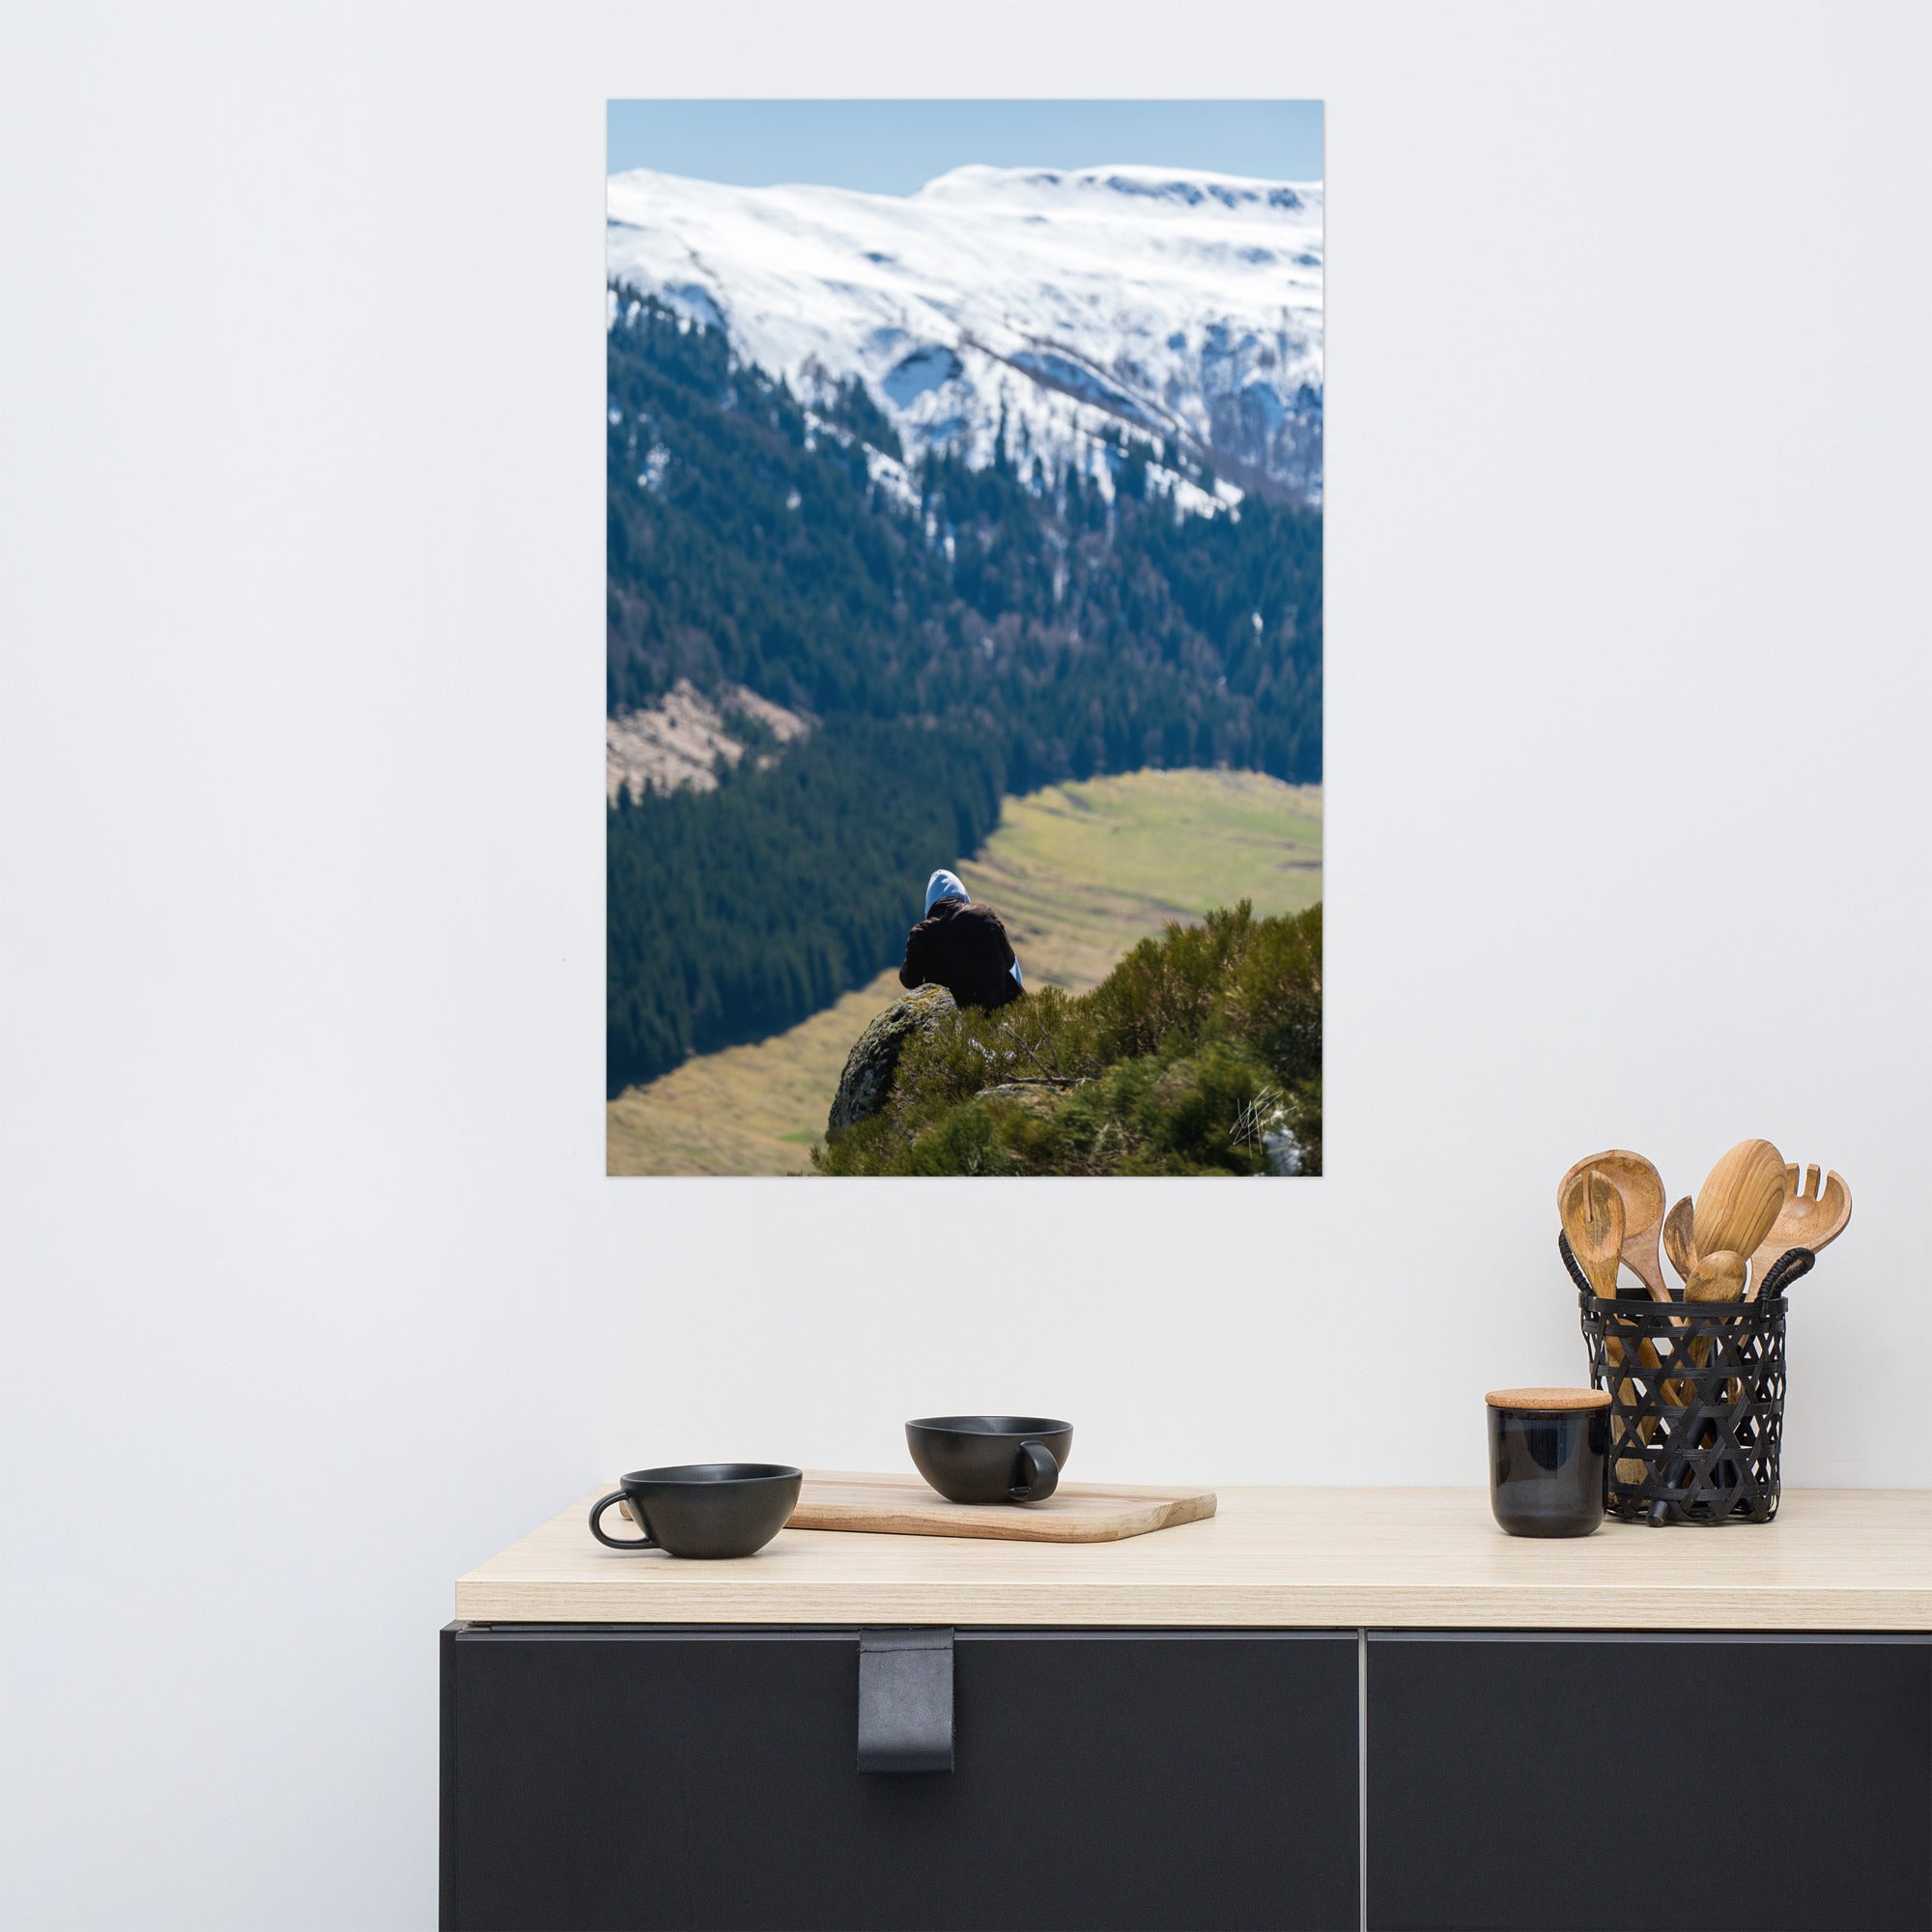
[857,1629,953,1774]
[1757,1246,1815,1300]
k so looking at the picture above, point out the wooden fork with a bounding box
[1748,1165,1852,1298]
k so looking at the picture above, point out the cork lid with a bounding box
[1485,1386,1611,1411]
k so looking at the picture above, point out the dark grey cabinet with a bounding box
[441,1625,1361,1932]
[443,1623,1932,1931]
[1365,1633,1932,1931]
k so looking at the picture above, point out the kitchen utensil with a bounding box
[787,1470,1215,1542]
[1672,1248,1747,1399]
[1557,1150,1669,1300]
[1558,1168,1624,1297]
[1558,1187,1649,1483]
[1692,1139,1787,1270]
[1748,1166,1852,1298]
[1485,1388,1609,1538]
[905,1416,1072,1505]
[588,1463,803,1558]
[1662,1196,1698,1285]
[1683,1249,1747,1304]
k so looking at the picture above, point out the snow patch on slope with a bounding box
[606,162,1322,504]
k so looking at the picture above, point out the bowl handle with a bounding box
[1009,1440,1060,1503]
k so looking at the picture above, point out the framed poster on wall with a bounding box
[605,101,1323,1176]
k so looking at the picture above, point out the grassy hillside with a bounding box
[607,768,1321,1176]
[816,901,1321,1178]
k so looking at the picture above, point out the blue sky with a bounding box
[606,100,1322,194]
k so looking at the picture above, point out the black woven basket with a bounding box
[1565,1235,1811,1526]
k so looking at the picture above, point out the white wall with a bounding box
[4,2,1927,1924]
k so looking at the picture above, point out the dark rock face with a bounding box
[827,986,956,1135]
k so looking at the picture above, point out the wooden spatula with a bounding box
[1662,1196,1697,1285]
[1692,1140,1787,1270]
[1557,1151,1670,1301]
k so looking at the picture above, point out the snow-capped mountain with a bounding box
[606,163,1323,505]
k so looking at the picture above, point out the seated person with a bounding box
[899,868,1025,1011]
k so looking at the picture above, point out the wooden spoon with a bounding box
[1556,1151,1669,1301]
[1675,1247,1748,1405]
[1692,1139,1786,1268]
[1683,1248,1746,1304]
[1747,1165,1852,1299]
[1559,1168,1624,1297]
[1662,1197,1698,1285]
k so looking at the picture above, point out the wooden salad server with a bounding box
[1747,1165,1852,1299]
[1560,1169,1650,1482]
[1557,1150,1669,1301]
[1559,1167,1625,1297]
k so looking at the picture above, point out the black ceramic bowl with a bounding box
[1485,1389,1607,1539]
[906,1416,1073,1505]
[587,1462,802,1558]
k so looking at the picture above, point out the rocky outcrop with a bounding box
[606,679,811,803]
[827,986,956,1134]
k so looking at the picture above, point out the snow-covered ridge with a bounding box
[606,162,1322,504]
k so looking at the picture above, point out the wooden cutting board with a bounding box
[785,1470,1217,1544]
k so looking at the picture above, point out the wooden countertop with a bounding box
[454,1483,1932,1631]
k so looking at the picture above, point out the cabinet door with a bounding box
[1366,1632,1931,1931]
[442,1625,1359,1932]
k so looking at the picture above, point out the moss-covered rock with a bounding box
[826,985,957,1134]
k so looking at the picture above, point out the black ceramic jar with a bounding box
[1485,1387,1608,1538]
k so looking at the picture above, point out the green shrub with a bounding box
[813,901,1321,1177]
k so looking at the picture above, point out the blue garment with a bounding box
[924,868,970,915]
